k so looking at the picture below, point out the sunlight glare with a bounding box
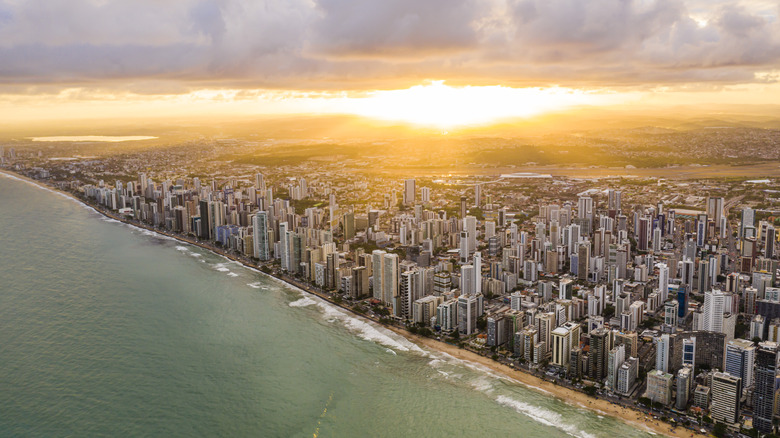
[341,81,621,128]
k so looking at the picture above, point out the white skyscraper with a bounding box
[279,222,290,271]
[464,216,477,254]
[702,289,726,334]
[655,334,671,373]
[473,252,482,295]
[461,265,475,296]
[382,253,399,308]
[657,263,669,302]
[252,211,270,261]
[484,221,496,240]
[372,250,386,301]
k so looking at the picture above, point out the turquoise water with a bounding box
[0,173,657,437]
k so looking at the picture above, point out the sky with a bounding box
[2,0,780,126]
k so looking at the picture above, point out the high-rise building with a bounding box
[436,299,458,332]
[608,189,622,212]
[754,342,778,434]
[343,212,355,240]
[474,252,482,295]
[588,328,610,382]
[655,334,671,373]
[741,207,755,239]
[725,339,755,389]
[702,289,725,334]
[711,372,742,425]
[577,243,590,281]
[646,370,673,406]
[697,259,710,292]
[751,314,766,340]
[676,284,689,319]
[460,264,475,296]
[372,250,386,301]
[464,216,477,254]
[403,179,415,205]
[616,357,638,396]
[657,263,669,302]
[676,365,694,410]
[458,294,479,335]
[664,300,678,328]
[534,312,555,356]
[459,231,469,264]
[552,324,578,368]
[606,344,626,390]
[682,337,696,369]
[766,225,776,259]
[433,273,452,296]
[420,187,430,203]
[279,222,290,271]
[707,197,724,231]
[255,172,265,192]
[252,211,270,261]
[382,253,399,308]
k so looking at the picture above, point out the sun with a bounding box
[340,81,619,129]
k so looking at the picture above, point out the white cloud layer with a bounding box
[0,0,778,92]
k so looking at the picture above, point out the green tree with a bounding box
[712,422,726,438]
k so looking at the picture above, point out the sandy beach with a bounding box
[389,327,708,438]
[0,169,709,438]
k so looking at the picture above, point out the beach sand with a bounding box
[386,327,708,438]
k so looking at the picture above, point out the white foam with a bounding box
[289,297,318,307]
[227,272,239,277]
[428,359,443,368]
[470,376,494,393]
[212,263,230,272]
[496,395,595,438]
[386,348,397,355]
[190,253,202,257]
[247,282,263,289]
[311,299,426,354]
[137,228,176,241]
[175,246,188,251]
[102,218,120,223]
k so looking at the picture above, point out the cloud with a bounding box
[0,0,778,92]
[310,0,481,57]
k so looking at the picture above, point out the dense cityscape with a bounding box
[4,143,780,438]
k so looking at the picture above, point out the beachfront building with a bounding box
[646,370,673,406]
[711,372,742,425]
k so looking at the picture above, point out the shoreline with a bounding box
[0,169,706,438]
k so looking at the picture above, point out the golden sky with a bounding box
[1,0,779,126]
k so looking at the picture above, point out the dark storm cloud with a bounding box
[0,0,778,91]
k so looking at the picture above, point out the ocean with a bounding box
[0,173,656,437]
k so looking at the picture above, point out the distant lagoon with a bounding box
[30,136,157,142]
